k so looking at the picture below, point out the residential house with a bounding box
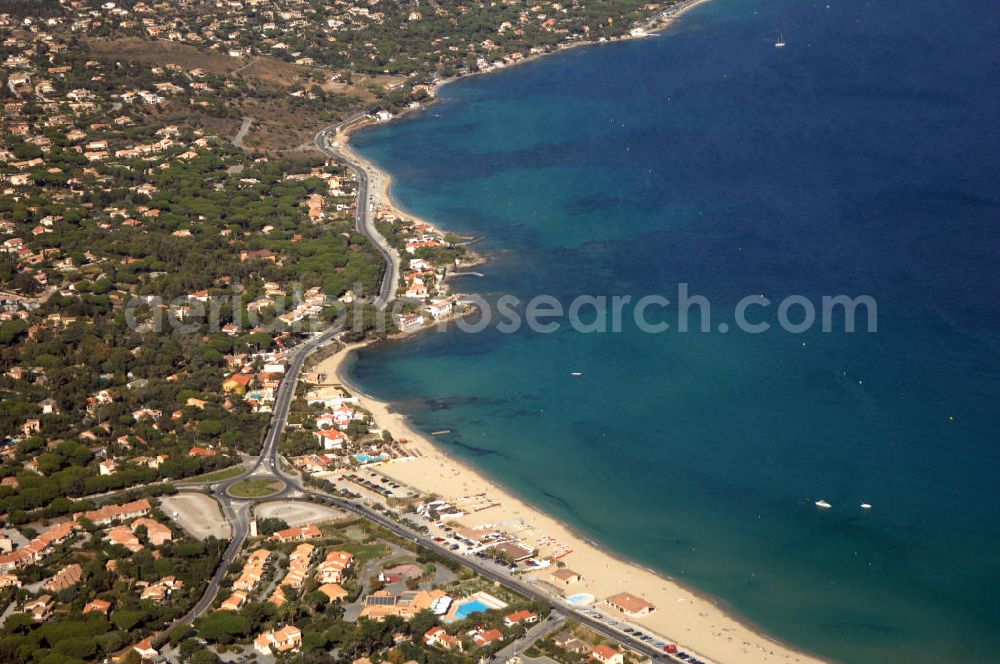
[315,429,347,450]
[140,576,184,601]
[396,313,426,331]
[133,639,159,660]
[131,518,173,546]
[360,589,450,621]
[106,526,143,552]
[44,563,83,593]
[424,626,463,651]
[591,644,625,664]
[549,568,583,586]
[0,522,76,572]
[317,583,348,603]
[24,595,54,621]
[234,549,272,592]
[75,499,151,526]
[254,625,302,656]
[315,550,353,583]
[220,589,249,612]
[271,524,321,543]
[428,299,453,319]
[554,631,591,654]
[473,628,504,647]
[503,610,538,627]
[83,598,112,615]
[605,592,656,618]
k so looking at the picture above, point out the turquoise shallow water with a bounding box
[347,0,1000,661]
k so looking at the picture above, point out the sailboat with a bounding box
[774,33,786,48]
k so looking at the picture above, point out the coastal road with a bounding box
[167,111,693,662]
[176,328,689,662]
[249,440,686,664]
[172,317,689,660]
[491,611,567,662]
[177,325,344,623]
[314,114,400,310]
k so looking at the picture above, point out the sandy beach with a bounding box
[307,345,825,664]
[332,122,446,237]
[308,3,829,661]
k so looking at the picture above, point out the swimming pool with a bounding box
[453,599,491,620]
[566,593,595,606]
[354,453,388,464]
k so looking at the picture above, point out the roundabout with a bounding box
[226,477,285,499]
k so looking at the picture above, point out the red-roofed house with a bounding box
[254,625,302,655]
[605,592,656,617]
[271,524,322,542]
[591,644,624,664]
[316,550,353,583]
[424,626,463,651]
[75,499,150,526]
[503,610,538,627]
[473,628,504,647]
[314,429,347,450]
[133,639,158,660]
[83,598,111,614]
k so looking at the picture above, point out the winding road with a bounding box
[314,114,400,310]
[168,113,687,663]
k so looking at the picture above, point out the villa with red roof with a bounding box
[254,625,302,655]
[271,524,322,542]
[605,592,656,617]
[591,644,625,664]
[424,626,463,651]
[503,609,539,627]
[473,628,504,647]
[75,499,150,526]
[84,599,111,615]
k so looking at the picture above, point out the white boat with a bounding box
[815,499,832,509]
[860,503,872,509]
[571,371,583,377]
[774,33,786,48]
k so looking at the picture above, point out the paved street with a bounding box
[165,116,690,664]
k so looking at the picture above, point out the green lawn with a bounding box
[338,542,389,568]
[177,465,244,484]
[227,478,284,498]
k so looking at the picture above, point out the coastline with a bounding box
[325,0,722,257]
[316,1,826,661]
[308,344,826,664]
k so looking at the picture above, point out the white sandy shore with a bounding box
[309,3,828,661]
[308,345,825,664]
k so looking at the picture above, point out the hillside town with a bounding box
[0,0,705,662]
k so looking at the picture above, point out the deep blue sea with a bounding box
[347,0,1000,661]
